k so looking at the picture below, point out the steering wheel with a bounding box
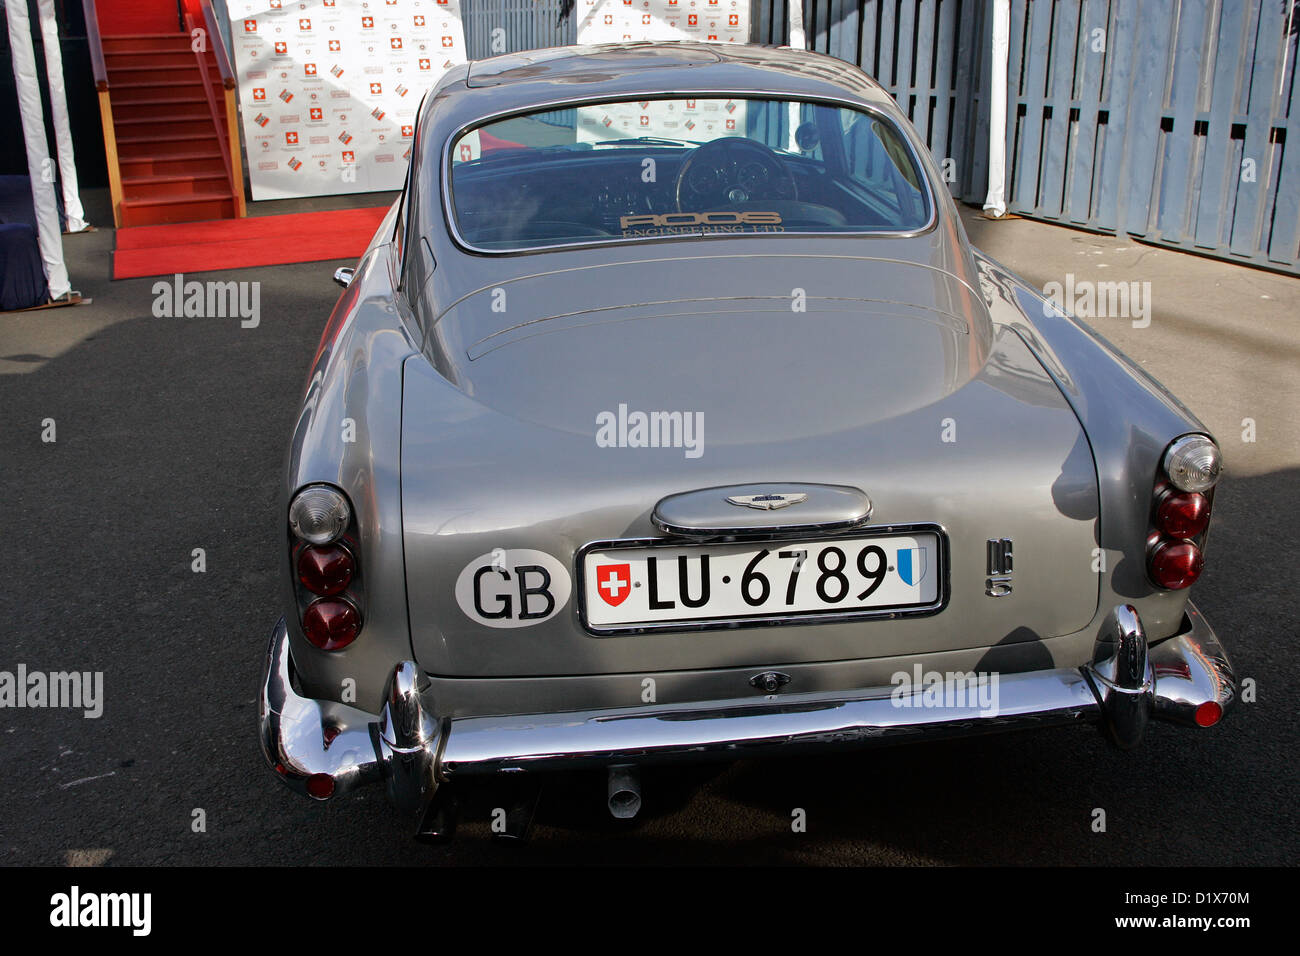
[674,138,797,211]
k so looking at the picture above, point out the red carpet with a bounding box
[112,207,390,279]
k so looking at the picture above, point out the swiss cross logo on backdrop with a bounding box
[414,15,426,26]
[342,150,355,163]
[688,14,698,24]
[596,565,632,607]
[391,37,402,49]
[640,115,649,125]
[274,41,287,54]
[252,87,267,101]
[304,63,317,76]
[243,19,256,32]
[285,131,299,145]
[369,82,382,94]
[401,124,413,137]
[298,18,311,31]
[441,35,454,47]
[729,14,739,24]
[459,143,472,160]
[268,0,280,8]
[309,107,323,120]
[642,13,651,23]
[329,40,341,51]
[418,58,431,69]
[726,118,736,129]
[361,16,374,28]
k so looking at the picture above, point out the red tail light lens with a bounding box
[1156,492,1210,539]
[306,773,336,800]
[1148,540,1204,590]
[1194,701,1223,728]
[302,598,361,651]
[296,544,355,596]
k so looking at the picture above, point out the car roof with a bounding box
[441,41,896,113]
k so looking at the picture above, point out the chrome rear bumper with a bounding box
[258,603,1235,810]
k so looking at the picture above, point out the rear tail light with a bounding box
[1148,539,1204,590]
[1194,701,1223,727]
[1155,491,1210,539]
[289,485,362,650]
[306,773,336,800]
[297,544,355,596]
[302,598,361,651]
[1147,435,1219,591]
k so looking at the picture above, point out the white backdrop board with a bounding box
[574,0,750,45]
[573,0,751,142]
[225,0,467,200]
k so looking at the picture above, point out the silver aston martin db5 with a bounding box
[259,42,1236,838]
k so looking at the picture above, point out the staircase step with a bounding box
[104,51,196,68]
[117,134,225,158]
[101,35,191,53]
[116,117,216,137]
[123,173,231,201]
[120,194,235,227]
[108,78,205,98]
[112,98,212,122]
[110,78,202,90]
[119,152,228,177]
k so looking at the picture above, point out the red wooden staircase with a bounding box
[89,0,245,227]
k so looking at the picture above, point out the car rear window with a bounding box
[447,97,932,251]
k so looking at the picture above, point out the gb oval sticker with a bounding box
[454,549,572,628]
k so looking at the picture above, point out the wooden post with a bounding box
[97,88,123,228]
[224,85,246,218]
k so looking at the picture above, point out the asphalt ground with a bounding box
[0,190,1296,865]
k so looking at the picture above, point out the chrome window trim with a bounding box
[438,90,941,257]
[574,521,951,637]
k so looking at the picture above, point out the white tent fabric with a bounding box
[4,0,70,299]
[983,0,1010,218]
[36,0,88,233]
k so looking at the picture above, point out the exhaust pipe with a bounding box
[607,765,641,819]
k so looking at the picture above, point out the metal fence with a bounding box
[455,1,1300,274]
[1004,0,1299,274]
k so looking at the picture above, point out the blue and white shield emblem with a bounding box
[896,548,928,587]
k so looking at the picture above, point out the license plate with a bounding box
[580,530,943,633]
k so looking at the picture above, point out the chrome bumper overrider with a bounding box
[258,603,1236,810]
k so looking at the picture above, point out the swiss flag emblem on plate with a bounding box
[596,564,632,607]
